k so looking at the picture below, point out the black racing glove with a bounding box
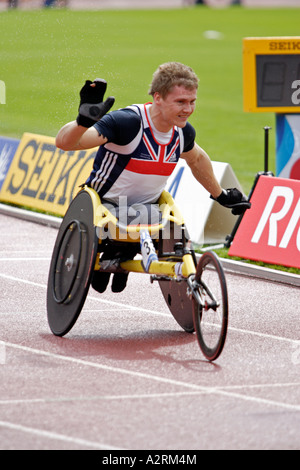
[211,188,251,215]
[76,78,115,128]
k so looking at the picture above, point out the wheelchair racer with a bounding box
[56,62,250,293]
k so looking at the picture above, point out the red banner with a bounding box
[229,175,300,269]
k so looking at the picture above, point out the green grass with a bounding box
[0,6,299,275]
[212,247,300,276]
[2,6,300,192]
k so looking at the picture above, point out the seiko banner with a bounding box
[229,175,300,269]
[0,133,97,216]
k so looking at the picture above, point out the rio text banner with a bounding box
[229,175,300,269]
[0,133,97,216]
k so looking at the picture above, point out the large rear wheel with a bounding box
[47,190,98,336]
[158,227,194,333]
[159,280,194,333]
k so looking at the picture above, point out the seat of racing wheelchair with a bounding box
[92,188,185,245]
[97,200,162,242]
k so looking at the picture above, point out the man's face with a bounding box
[154,85,197,129]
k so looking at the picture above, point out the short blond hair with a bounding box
[148,62,199,98]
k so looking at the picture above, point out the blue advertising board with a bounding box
[276,114,300,180]
[0,137,20,191]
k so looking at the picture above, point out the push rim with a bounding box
[52,219,84,304]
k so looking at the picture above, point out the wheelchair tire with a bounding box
[192,251,228,361]
[47,190,98,336]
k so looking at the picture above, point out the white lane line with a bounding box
[0,420,122,450]
[0,258,50,261]
[86,295,170,317]
[210,390,300,412]
[0,273,46,289]
[0,253,52,261]
[0,272,170,317]
[0,383,299,406]
[2,341,300,412]
[219,382,300,391]
[227,325,300,345]
[0,391,209,406]
[0,272,299,341]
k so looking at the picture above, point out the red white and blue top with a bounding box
[86,103,195,205]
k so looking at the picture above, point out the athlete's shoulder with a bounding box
[111,107,142,123]
[99,107,142,128]
[182,121,196,139]
[181,121,196,153]
[94,107,142,145]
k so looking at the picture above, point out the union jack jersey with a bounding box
[86,103,195,205]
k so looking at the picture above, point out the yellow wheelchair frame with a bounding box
[91,187,196,279]
[47,186,228,361]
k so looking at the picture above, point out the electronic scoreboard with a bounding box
[243,37,300,113]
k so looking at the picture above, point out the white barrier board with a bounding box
[166,160,243,245]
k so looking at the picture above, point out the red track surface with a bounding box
[0,214,299,450]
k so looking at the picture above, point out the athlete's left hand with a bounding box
[211,188,251,215]
[76,78,115,128]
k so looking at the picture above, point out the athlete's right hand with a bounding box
[76,79,115,128]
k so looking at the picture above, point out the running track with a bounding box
[0,214,299,450]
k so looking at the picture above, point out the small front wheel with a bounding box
[192,251,228,361]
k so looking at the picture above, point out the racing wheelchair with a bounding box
[47,186,228,362]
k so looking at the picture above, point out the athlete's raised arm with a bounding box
[55,121,107,151]
[56,78,114,151]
